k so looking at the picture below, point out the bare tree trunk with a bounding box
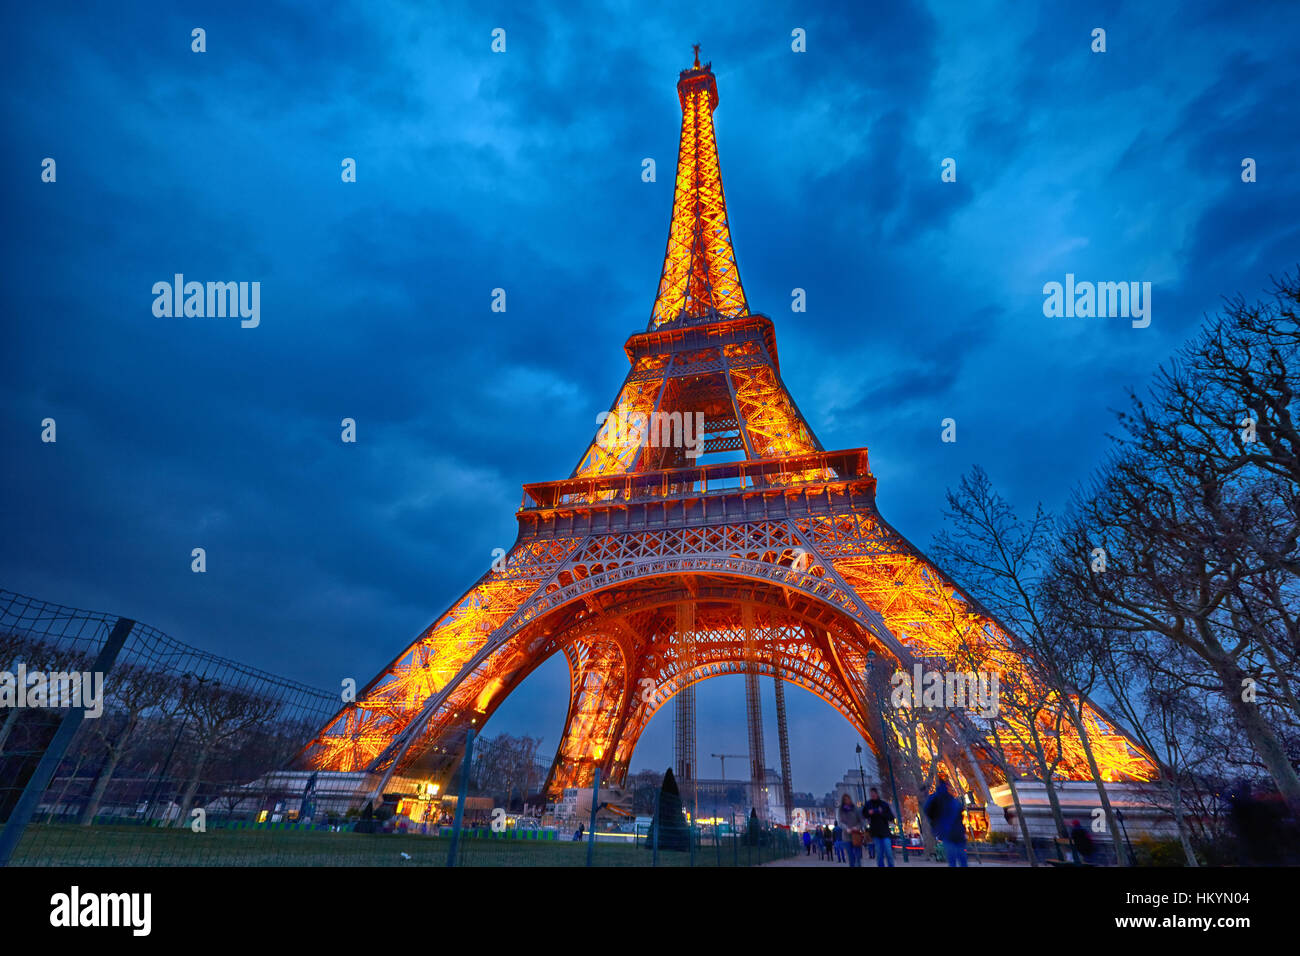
[1006,773,1038,865]
[80,714,142,825]
[962,744,995,810]
[1207,638,1300,815]
[174,744,212,828]
[989,725,1037,865]
[80,746,125,825]
[1250,616,1300,725]
[1064,697,1128,865]
[905,767,937,857]
[1167,778,1199,866]
[1028,720,1069,856]
[914,798,937,857]
[49,752,87,824]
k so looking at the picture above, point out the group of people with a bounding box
[801,823,840,860]
[801,786,898,867]
[804,777,972,868]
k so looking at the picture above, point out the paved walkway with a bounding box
[766,851,1026,867]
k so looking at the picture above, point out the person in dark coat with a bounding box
[923,778,968,867]
[863,787,896,867]
[1069,818,1095,864]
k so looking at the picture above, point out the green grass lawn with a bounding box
[9,824,795,867]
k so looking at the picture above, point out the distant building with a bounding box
[988,781,1185,840]
[832,752,882,806]
[555,786,633,824]
[687,768,786,824]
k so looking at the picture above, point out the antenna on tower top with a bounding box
[692,43,700,68]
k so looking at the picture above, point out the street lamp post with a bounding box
[1115,809,1136,866]
[855,744,868,803]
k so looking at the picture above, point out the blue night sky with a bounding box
[2,0,1296,796]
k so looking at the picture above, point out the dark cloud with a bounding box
[1,0,1295,794]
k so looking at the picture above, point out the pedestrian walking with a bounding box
[863,787,895,867]
[923,777,968,867]
[1069,818,1095,865]
[836,793,866,867]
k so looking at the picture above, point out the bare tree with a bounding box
[0,632,37,752]
[172,679,279,827]
[1077,620,1219,865]
[79,664,174,823]
[870,657,952,857]
[932,466,1130,861]
[924,583,1041,863]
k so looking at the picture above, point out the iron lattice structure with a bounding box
[298,53,1157,804]
[672,601,697,816]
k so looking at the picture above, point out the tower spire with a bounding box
[649,51,749,328]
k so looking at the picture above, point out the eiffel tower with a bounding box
[299,50,1156,814]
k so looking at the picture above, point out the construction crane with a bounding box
[710,754,747,781]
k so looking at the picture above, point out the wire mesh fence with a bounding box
[0,590,804,867]
[452,819,803,867]
[0,589,341,866]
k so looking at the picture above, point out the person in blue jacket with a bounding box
[923,777,968,867]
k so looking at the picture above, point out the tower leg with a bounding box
[674,687,696,817]
[544,637,629,799]
[773,674,794,824]
[742,605,768,822]
[673,602,698,822]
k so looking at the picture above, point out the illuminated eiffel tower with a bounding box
[299,50,1156,816]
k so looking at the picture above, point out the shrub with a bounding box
[1133,836,1186,866]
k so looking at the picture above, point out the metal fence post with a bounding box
[0,616,134,867]
[651,784,661,867]
[445,725,476,867]
[586,767,600,867]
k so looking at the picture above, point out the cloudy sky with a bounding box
[2,0,1296,796]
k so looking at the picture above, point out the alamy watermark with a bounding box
[152,274,260,328]
[890,664,1000,718]
[0,663,104,717]
[1042,274,1151,328]
[50,886,151,936]
[595,402,705,460]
